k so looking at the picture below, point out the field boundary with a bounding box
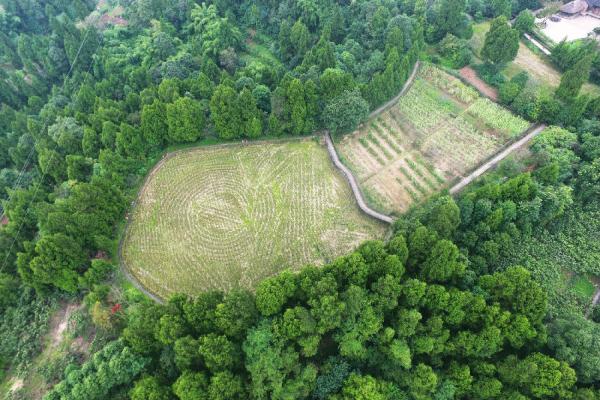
[325,132,394,224]
[323,60,422,223]
[119,61,424,300]
[441,65,498,101]
[449,123,546,194]
[523,33,551,56]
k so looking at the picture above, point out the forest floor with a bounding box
[121,139,386,299]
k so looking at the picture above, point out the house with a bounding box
[560,0,588,15]
[560,0,600,15]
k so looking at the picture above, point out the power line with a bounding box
[0,145,37,216]
[0,18,100,222]
[0,17,103,274]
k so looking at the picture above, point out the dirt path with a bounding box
[319,61,422,224]
[49,303,79,348]
[450,124,546,194]
[586,288,600,318]
[325,133,394,224]
[367,61,421,119]
[459,66,498,100]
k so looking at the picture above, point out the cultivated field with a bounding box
[336,64,529,214]
[121,140,385,298]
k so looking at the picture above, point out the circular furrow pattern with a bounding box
[122,141,385,299]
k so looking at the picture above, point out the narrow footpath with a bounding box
[450,124,546,194]
[321,61,422,225]
[325,133,394,224]
[586,288,600,318]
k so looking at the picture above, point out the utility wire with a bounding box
[0,16,103,274]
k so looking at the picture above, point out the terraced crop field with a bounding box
[121,140,385,299]
[337,64,529,214]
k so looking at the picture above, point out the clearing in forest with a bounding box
[121,140,385,299]
[336,64,529,215]
[470,22,600,96]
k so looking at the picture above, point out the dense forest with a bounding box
[1,0,600,398]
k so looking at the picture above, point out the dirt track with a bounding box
[459,66,498,100]
[586,288,600,318]
[450,124,546,194]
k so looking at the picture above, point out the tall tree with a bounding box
[238,88,263,138]
[141,100,168,147]
[556,55,594,100]
[166,96,205,143]
[210,85,241,139]
[428,0,468,41]
[322,89,369,134]
[481,17,519,66]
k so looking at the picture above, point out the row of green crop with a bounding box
[358,137,385,165]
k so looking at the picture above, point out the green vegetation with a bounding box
[481,17,519,66]
[570,275,595,300]
[52,227,585,400]
[122,141,384,298]
[469,22,600,96]
[1,0,600,398]
[501,207,600,316]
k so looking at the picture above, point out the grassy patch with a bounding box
[241,32,282,69]
[366,133,393,160]
[121,140,385,298]
[569,275,596,300]
[399,165,428,195]
[359,137,385,164]
[405,158,438,191]
[372,122,402,154]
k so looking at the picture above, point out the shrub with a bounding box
[499,81,522,105]
[514,10,535,34]
[438,34,472,69]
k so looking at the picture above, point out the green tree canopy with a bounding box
[482,17,519,66]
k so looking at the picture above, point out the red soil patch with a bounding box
[459,66,498,101]
[94,250,108,260]
[99,13,128,27]
[1,215,8,226]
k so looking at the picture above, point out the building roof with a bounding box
[560,0,589,13]
[588,0,600,8]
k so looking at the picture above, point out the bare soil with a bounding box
[459,66,498,100]
[48,303,79,348]
[542,14,600,42]
[10,379,24,393]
